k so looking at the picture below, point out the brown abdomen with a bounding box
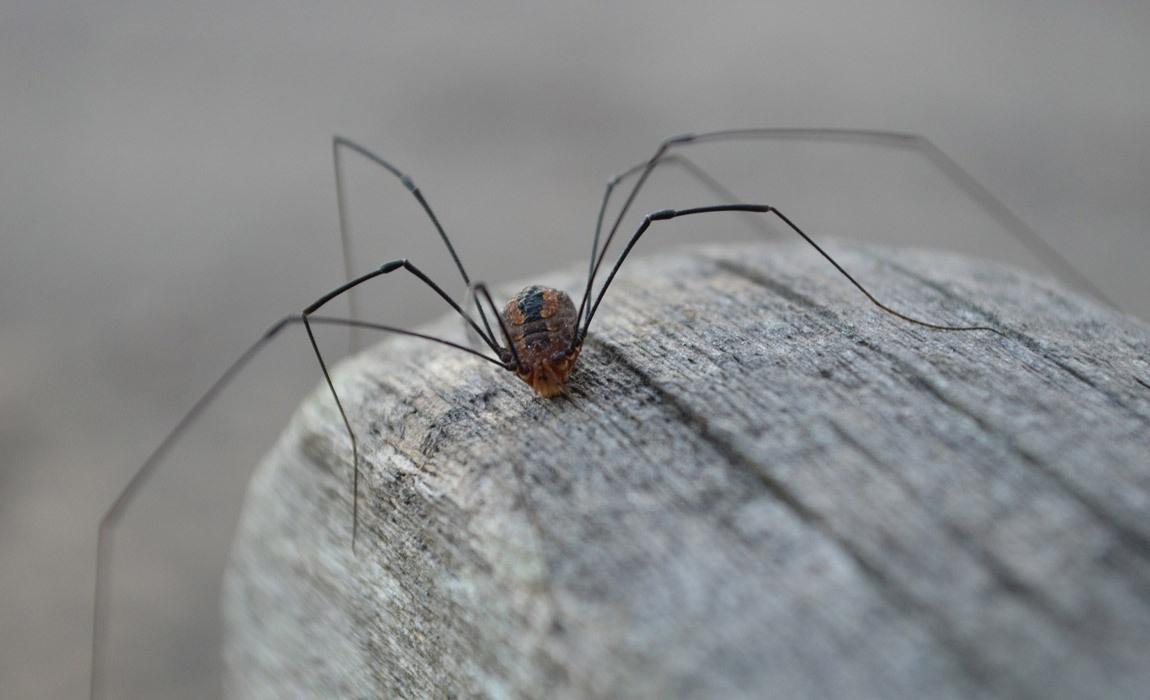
[501,285,581,397]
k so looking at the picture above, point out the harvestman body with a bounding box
[90,128,1114,699]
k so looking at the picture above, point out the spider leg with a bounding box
[586,153,782,286]
[581,204,1006,340]
[301,259,510,551]
[332,136,497,348]
[91,313,505,700]
[92,263,511,700]
[576,152,783,327]
[465,282,522,371]
[581,128,1113,334]
[310,257,502,355]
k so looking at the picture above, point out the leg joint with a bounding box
[266,314,302,338]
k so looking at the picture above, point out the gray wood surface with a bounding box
[223,241,1150,700]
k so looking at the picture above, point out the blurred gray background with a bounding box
[2,1,1147,698]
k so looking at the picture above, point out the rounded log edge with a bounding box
[223,241,1150,700]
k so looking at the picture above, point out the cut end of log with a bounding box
[223,241,1150,700]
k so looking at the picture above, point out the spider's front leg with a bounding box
[580,204,1003,339]
[332,137,499,348]
[91,258,511,699]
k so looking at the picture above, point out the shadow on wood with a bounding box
[223,241,1150,699]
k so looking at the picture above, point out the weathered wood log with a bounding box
[223,241,1150,700]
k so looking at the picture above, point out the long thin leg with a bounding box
[586,153,780,281]
[577,151,782,326]
[301,262,509,553]
[311,257,502,356]
[92,260,510,700]
[579,128,1114,331]
[302,313,506,553]
[333,136,497,347]
[581,204,1005,340]
[91,311,504,700]
[469,281,522,371]
[653,154,783,238]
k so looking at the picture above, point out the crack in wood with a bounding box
[592,335,1010,696]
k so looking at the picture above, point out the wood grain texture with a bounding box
[222,241,1150,700]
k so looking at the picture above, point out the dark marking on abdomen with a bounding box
[517,285,547,324]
